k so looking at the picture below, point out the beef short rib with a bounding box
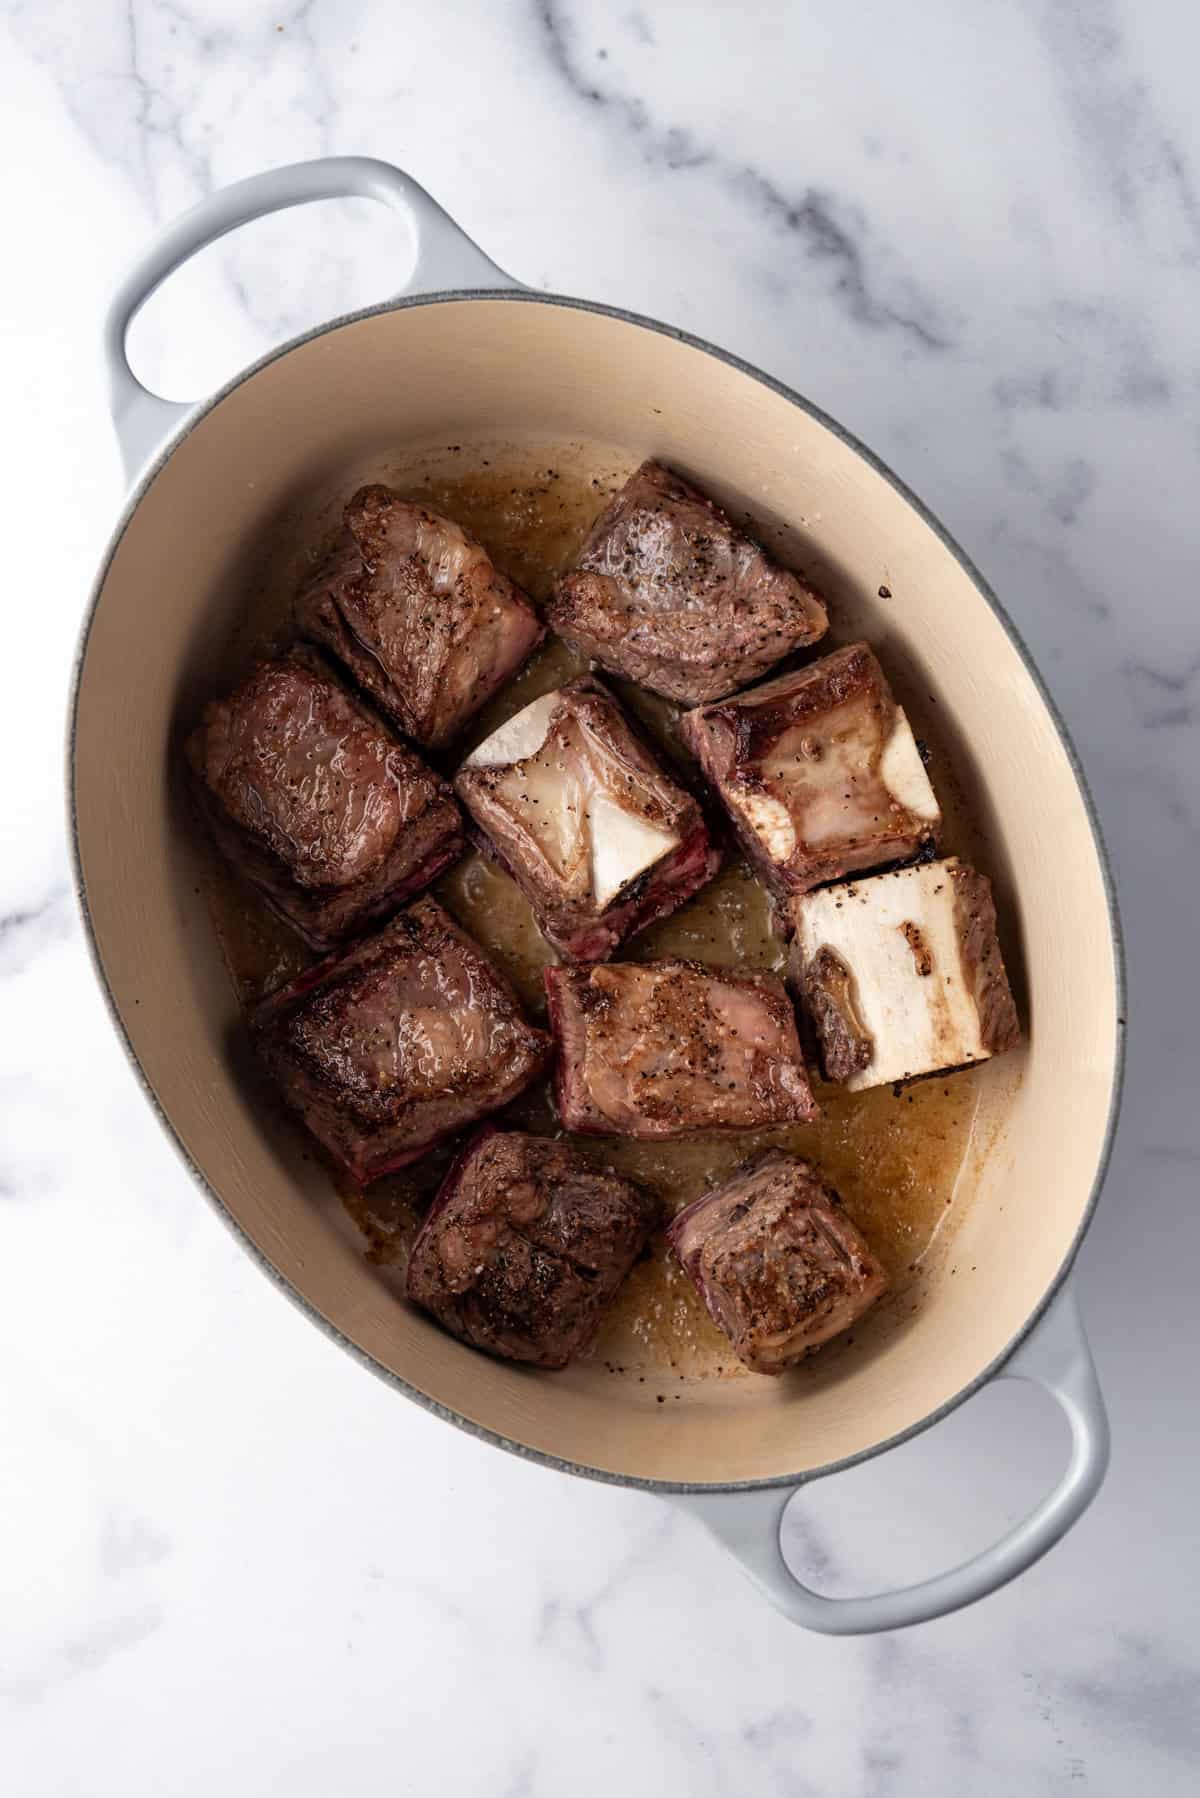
[546,958,817,1139]
[297,484,544,748]
[679,641,940,896]
[186,648,463,949]
[406,1128,658,1367]
[668,1151,888,1373]
[789,858,1021,1089]
[249,898,551,1183]
[548,461,827,705]
[455,673,721,961]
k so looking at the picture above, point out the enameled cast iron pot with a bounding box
[70,158,1125,1634]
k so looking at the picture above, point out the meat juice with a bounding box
[199,444,986,1379]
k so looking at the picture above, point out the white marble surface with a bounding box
[2,1,1198,1791]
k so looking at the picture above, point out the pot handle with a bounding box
[673,1280,1109,1635]
[103,155,517,479]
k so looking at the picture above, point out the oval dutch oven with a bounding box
[70,158,1125,1633]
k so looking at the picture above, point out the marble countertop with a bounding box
[2,2,1198,1791]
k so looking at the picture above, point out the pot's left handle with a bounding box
[104,155,517,480]
[673,1281,1109,1635]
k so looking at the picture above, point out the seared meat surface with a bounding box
[456,674,721,961]
[548,461,827,704]
[249,899,551,1182]
[297,484,544,748]
[680,641,940,896]
[669,1151,888,1372]
[407,1128,658,1367]
[790,858,1021,1090]
[186,648,463,949]
[546,958,816,1139]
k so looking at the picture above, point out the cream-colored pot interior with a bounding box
[72,298,1120,1485]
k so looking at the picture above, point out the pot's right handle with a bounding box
[103,155,517,479]
[675,1281,1109,1635]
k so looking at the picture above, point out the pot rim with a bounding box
[66,287,1128,1493]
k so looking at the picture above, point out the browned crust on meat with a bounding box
[544,964,604,1130]
[680,642,939,896]
[687,642,890,757]
[406,1127,658,1368]
[794,945,876,1082]
[950,866,1021,1054]
[548,461,827,705]
[185,647,464,949]
[545,958,817,1138]
[667,1149,888,1373]
[297,485,544,747]
[250,899,552,1182]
